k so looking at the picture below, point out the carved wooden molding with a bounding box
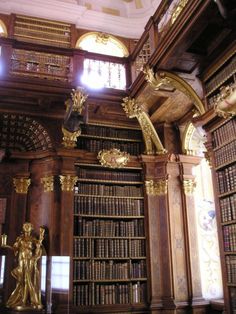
[214,85,236,119]
[59,175,78,192]
[13,177,31,194]
[41,175,54,192]
[145,179,168,195]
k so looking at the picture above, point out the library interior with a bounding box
[0,0,235,313]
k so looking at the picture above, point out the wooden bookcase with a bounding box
[73,164,147,309]
[204,45,236,111]
[200,44,236,313]
[77,124,143,156]
[73,123,147,312]
[13,15,71,48]
[210,117,236,314]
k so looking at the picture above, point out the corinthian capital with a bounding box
[59,175,78,192]
[183,179,196,195]
[145,178,168,196]
[13,177,31,194]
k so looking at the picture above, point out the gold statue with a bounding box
[3,222,45,310]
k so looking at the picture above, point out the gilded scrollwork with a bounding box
[13,177,31,194]
[97,148,130,169]
[142,66,171,90]
[66,87,88,114]
[214,85,236,118]
[122,97,166,155]
[62,127,81,148]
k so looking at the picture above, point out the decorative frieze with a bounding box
[13,177,31,194]
[145,179,168,195]
[59,175,78,192]
[41,176,54,192]
[183,179,196,195]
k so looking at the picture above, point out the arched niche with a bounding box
[0,114,53,152]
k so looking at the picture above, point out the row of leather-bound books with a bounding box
[216,165,236,194]
[73,260,146,280]
[14,15,71,48]
[212,119,236,148]
[74,217,145,237]
[74,196,144,216]
[80,124,142,140]
[76,183,143,197]
[77,138,142,155]
[205,55,236,95]
[73,282,146,306]
[223,224,236,252]
[73,238,146,258]
[220,194,236,223]
[226,255,236,284]
[77,168,142,181]
[214,141,236,168]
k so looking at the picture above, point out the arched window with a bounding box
[0,20,7,37]
[76,33,128,90]
[76,32,129,57]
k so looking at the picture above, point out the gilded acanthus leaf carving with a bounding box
[122,97,142,118]
[121,97,166,155]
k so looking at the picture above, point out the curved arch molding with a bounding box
[143,66,205,115]
[0,114,53,152]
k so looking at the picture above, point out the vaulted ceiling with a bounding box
[0,0,161,38]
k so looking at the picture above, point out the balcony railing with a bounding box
[131,0,190,81]
[0,0,201,90]
[10,48,72,82]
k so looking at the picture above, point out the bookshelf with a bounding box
[13,15,71,48]
[10,49,71,82]
[202,45,236,313]
[77,124,143,156]
[204,46,236,111]
[73,163,147,310]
